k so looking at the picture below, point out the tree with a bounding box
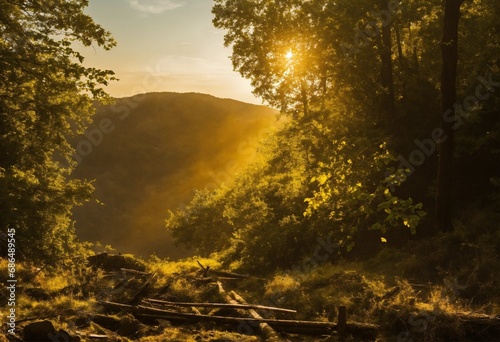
[167,0,431,272]
[375,0,396,118]
[436,0,465,232]
[166,0,500,274]
[0,0,115,263]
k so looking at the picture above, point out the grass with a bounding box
[2,220,498,342]
[147,256,220,284]
[137,325,260,342]
[18,295,94,319]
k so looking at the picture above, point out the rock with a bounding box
[87,253,146,272]
[23,320,80,341]
[23,320,56,341]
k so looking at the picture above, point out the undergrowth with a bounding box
[1,209,498,342]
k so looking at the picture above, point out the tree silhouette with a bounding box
[436,0,465,232]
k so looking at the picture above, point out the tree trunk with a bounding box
[436,0,464,232]
[377,0,396,118]
[394,23,408,104]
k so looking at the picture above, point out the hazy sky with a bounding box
[83,0,260,104]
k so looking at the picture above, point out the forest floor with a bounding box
[2,245,500,342]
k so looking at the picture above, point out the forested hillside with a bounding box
[71,92,277,258]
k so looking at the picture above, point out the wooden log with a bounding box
[100,300,335,334]
[144,298,297,314]
[216,281,249,318]
[135,309,337,334]
[137,304,326,329]
[211,270,253,279]
[141,313,336,335]
[197,261,253,279]
[100,301,135,311]
[191,306,202,315]
[381,286,401,300]
[229,290,281,341]
[120,268,150,276]
[128,273,155,305]
[99,301,379,337]
[75,331,109,339]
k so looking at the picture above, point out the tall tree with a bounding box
[376,0,396,118]
[436,0,465,232]
[0,0,115,262]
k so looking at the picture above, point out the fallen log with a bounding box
[99,300,378,336]
[100,300,335,334]
[136,309,337,335]
[216,280,252,317]
[229,290,281,341]
[99,299,380,337]
[211,270,254,279]
[75,331,109,339]
[128,272,155,305]
[120,268,150,276]
[381,286,401,300]
[190,306,202,315]
[215,281,281,339]
[197,260,254,279]
[144,298,297,314]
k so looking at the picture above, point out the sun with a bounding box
[285,50,294,61]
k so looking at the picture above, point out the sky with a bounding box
[83,0,260,104]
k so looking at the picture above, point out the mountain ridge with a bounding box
[71,92,277,258]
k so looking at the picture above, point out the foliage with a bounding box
[0,0,115,262]
[18,294,93,319]
[147,256,221,278]
[260,264,387,322]
[147,256,221,291]
[212,0,388,116]
[304,140,426,250]
[166,187,235,256]
[166,0,500,276]
[167,112,425,272]
[365,206,500,311]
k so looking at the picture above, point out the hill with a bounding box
[71,92,277,258]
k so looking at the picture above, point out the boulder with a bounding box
[87,253,146,272]
[23,321,79,341]
[23,320,56,341]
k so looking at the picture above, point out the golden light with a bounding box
[285,50,294,61]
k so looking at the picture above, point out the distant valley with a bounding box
[71,92,277,259]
